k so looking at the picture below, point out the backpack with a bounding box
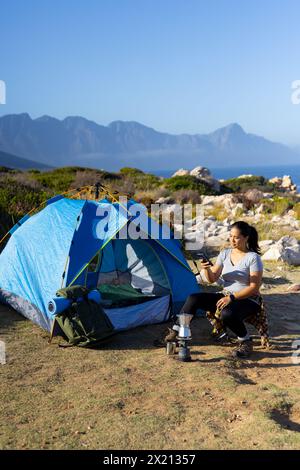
[54,286,115,348]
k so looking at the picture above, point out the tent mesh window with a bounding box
[82,239,171,307]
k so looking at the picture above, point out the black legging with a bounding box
[180,292,261,338]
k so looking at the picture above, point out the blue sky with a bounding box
[1,0,300,145]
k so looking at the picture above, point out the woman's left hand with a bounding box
[216,295,232,310]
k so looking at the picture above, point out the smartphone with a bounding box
[199,252,213,266]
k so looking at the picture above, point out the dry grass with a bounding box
[205,204,230,221]
[1,262,300,450]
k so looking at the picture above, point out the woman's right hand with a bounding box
[200,260,212,270]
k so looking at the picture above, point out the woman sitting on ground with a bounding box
[166,220,264,359]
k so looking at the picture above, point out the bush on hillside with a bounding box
[119,167,145,176]
[119,167,162,191]
[222,175,275,193]
[164,175,217,195]
[262,195,296,216]
[171,189,202,204]
[0,175,48,238]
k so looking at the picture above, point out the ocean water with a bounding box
[152,165,300,192]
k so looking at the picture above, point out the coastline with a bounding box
[152,164,300,192]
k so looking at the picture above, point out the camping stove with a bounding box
[176,313,193,362]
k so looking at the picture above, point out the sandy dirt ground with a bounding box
[0,260,299,450]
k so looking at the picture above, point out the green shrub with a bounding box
[30,167,78,192]
[222,175,274,193]
[219,183,233,194]
[119,168,162,191]
[119,167,145,176]
[172,189,202,204]
[164,175,217,195]
[262,196,295,216]
[0,176,49,238]
[293,202,300,220]
[205,203,229,221]
[0,166,17,174]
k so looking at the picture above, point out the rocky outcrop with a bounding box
[201,193,242,211]
[172,166,220,192]
[171,168,190,177]
[190,166,211,179]
[262,236,300,266]
[270,215,299,230]
[269,175,297,193]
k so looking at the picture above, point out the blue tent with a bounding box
[0,196,200,333]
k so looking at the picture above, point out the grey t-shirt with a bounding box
[215,248,263,299]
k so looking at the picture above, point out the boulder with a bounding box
[171,168,190,177]
[201,195,218,206]
[259,240,274,253]
[203,176,220,192]
[281,175,293,188]
[202,194,240,211]
[223,195,241,211]
[189,167,220,192]
[269,176,282,185]
[244,188,264,204]
[190,166,211,179]
[283,247,300,265]
[270,214,299,229]
[262,236,300,265]
[280,236,299,248]
[231,203,245,217]
[261,247,282,262]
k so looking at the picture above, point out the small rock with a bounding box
[115,400,125,410]
[155,196,174,204]
[287,284,300,292]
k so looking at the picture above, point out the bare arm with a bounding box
[200,261,223,283]
[232,271,263,300]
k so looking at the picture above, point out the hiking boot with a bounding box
[214,332,235,346]
[232,339,253,359]
[153,327,178,347]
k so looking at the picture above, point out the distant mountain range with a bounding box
[0,113,299,171]
[0,149,52,170]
